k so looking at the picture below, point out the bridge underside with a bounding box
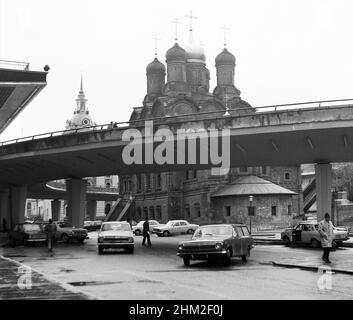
[0,68,47,134]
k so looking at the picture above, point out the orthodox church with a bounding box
[119,21,303,230]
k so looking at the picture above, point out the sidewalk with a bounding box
[0,256,92,300]
[272,251,353,275]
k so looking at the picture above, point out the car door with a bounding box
[171,222,180,235]
[241,226,252,251]
[235,226,246,255]
[301,224,313,243]
[292,224,303,242]
[232,226,242,256]
[179,221,188,233]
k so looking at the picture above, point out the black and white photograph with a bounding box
[1,0,353,306]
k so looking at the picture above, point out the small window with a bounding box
[106,182,111,188]
[288,205,292,216]
[285,172,291,180]
[225,206,231,217]
[149,206,155,220]
[261,166,267,175]
[156,206,162,220]
[194,203,201,217]
[271,206,277,216]
[184,205,190,218]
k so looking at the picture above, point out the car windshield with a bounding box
[194,226,233,237]
[23,224,42,232]
[166,221,175,226]
[101,223,131,232]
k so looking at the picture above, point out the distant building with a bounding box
[26,77,119,220]
[118,22,302,230]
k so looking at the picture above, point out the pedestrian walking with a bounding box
[318,213,334,263]
[44,219,57,253]
[142,217,151,247]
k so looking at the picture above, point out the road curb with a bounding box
[0,255,98,300]
[272,261,353,275]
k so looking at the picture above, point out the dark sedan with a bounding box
[8,223,47,247]
[177,224,254,266]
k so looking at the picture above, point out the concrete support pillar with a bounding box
[315,163,332,222]
[51,200,61,221]
[0,190,10,231]
[66,179,87,228]
[86,200,97,221]
[10,186,27,226]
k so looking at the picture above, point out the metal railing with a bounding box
[0,59,30,71]
[1,98,353,147]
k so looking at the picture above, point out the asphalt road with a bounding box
[1,233,353,300]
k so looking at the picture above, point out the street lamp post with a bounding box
[249,195,254,234]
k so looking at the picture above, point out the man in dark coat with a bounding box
[142,217,151,247]
[45,219,57,252]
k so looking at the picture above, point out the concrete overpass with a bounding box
[1,100,353,227]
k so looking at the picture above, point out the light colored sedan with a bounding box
[132,220,160,236]
[153,220,199,237]
[97,221,134,254]
[53,221,88,243]
[281,221,349,248]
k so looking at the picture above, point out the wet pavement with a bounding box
[0,255,91,300]
[1,232,353,299]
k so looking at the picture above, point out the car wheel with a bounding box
[61,234,69,243]
[77,238,85,244]
[98,246,104,255]
[183,257,191,267]
[127,247,134,254]
[311,238,320,248]
[163,231,170,237]
[283,236,291,247]
[187,229,194,234]
[135,230,141,236]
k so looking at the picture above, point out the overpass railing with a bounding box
[0,59,30,71]
[1,98,353,147]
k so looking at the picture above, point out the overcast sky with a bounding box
[1,0,353,141]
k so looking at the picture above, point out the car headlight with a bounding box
[98,237,104,243]
[215,243,223,250]
[128,237,134,243]
[178,244,184,251]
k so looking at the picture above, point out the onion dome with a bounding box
[146,57,166,74]
[215,48,236,66]
[166,43,187,62]
[184,32,206,63]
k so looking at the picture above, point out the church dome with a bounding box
[215,48,235,66]
[67,112,95,128]
[184,32,206,64]
[166,43,187,62]
[146,57,166,74]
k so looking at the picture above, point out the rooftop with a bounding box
[212,176,296,198]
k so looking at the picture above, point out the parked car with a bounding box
[52,221,88,243]
[8,223,47,247]
[97,221,134,254]
[83,220,103,232]
[132,220,161,236]
[177,224,254,266]
[281,221,350,248]
[153,220,199,237]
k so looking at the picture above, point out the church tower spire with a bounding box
[66,75,95,130]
